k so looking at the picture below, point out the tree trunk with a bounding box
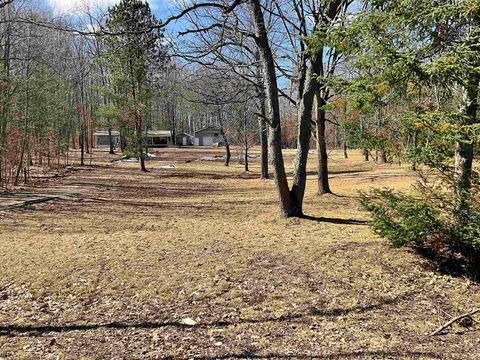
[343,141,348,159]
[290,53,323,215]
[80,126,85,166]
[375,109,386,163]
[315,91,332,195]
[136,117,147,172]
[139,151,146,171]
[85,124,90,154]
[170,100,177,146]
[249,0,291,217]
[0,7,11,187]
[454,78,478,214]
[379,148,387,163]
[259,116,269,179]
[217,108,230,166]
[362,149,370,161]
[255,52,269,179]
[15,65,30,186]
[225,142,231,166]
[411,130,417,171]
[119,129,125,152]
[108,127,115,154]
[244,144,249,172]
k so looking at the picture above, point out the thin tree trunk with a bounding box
[120,129,125,152]
[224,143,231,166]
[108,127,115,154]
[137,115,147,172]
[15,55,31,186]
[379,148,387,163]
[217,107,230,166]
[255,53,269,179]
[80,126,85,166]
[411,130,417,170]
[0,6,12,186]
[171,100,177,146]
[315,91,331,195]
[244,143,249,172]
[259,116,269,179]
[454,77,478,214]
[376,110,386,163]
[85,122,90,154]
[79,71,87,166]
[364,149,369,162]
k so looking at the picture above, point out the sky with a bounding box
[47,0,174,20]
[45,0,186,34]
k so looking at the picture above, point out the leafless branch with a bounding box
[430,308,480,336]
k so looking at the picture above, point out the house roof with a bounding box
[95,130,172,137]
[94,130,120,136]
[176,132,193,137]
[147,130,172,137]
[194,126,221,135]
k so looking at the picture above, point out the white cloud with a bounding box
[48,0,119,13]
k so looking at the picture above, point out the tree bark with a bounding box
[259,116,269,179]
[80,126,85,166]
[315,91,332,195]
[290,53,323,215]
[255,59,269,179]
[108,127,115,154]
[249,0,291,216]
[363,149,369,162]
[224,143,231,166]
[0,5,12,186]
[244,141,249,172]
[454,77,478,214]
[15,49,31,186]
[136,116,147,172]
[217,108,230,166]
[411,130,417,170]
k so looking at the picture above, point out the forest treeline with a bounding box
[0,0,280,184]
[1,0,479,269]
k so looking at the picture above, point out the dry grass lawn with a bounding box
[0,147,479,359]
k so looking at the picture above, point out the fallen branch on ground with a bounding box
[0,196,60,210]
[430,308,480,336]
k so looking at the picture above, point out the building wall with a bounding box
[194,130,222,146]
[147,136,172,147]
[95,135,120,148]
[176,135,193,146]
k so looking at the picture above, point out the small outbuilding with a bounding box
[194,126,224,146]
[94,130,120,148]
[146,130,173,148]
[175,132,194,146]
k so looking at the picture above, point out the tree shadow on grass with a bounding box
[0,293,412,337]
[286,169,371,178]
[194,349,439,359]
[301,215,370,226]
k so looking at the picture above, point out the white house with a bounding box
[194,126,223,146]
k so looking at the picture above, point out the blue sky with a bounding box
[46,0,177,21]
[44,0,186,33]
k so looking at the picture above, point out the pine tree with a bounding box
[104,0,167,171]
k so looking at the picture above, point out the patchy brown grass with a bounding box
[0,147,479,359]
